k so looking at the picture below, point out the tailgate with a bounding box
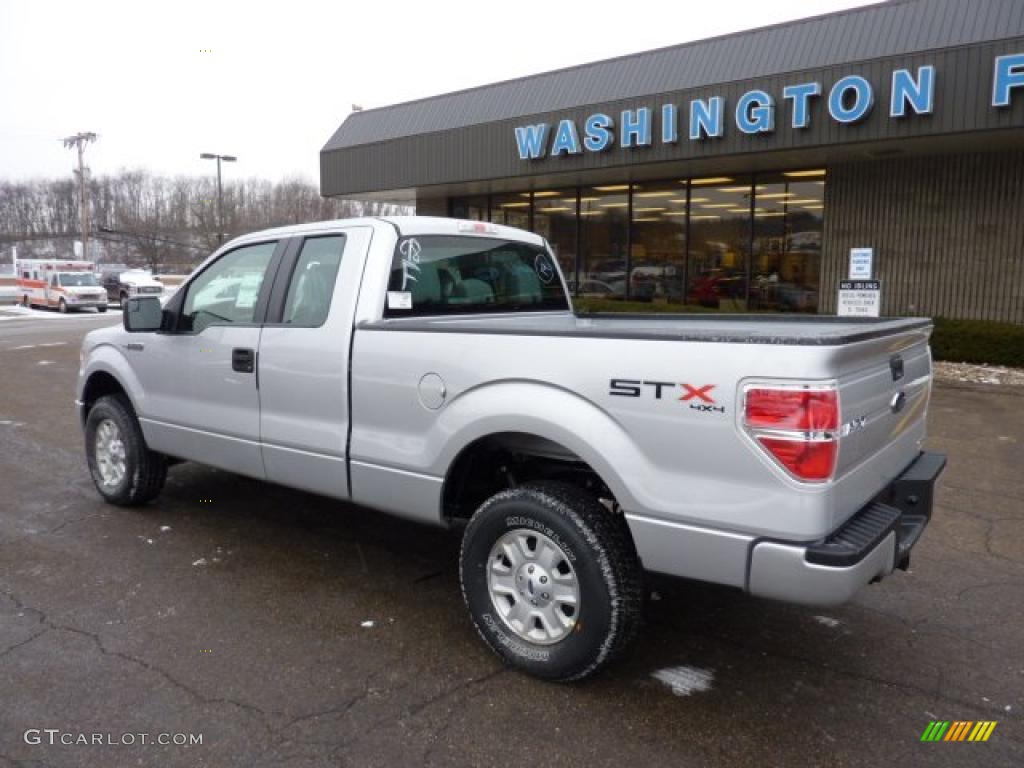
[830,324,933,522]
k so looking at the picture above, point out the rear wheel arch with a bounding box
[442,431,623,524]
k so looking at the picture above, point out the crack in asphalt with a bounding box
[0,510,103,549]
[669,617,1003,715]
[0,588,280,732]
[2,587,520,764]
[327,667,508,759]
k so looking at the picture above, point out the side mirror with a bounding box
[123,296,162,332]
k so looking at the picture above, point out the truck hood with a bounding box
[64,285,105,297]
[122,278,163,288]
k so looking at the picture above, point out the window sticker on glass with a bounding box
[399,238,422,290]
[235,274,262,308]
[534,253,556,284]
[387,291,413,310]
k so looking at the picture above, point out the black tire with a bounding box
[85,394,167,506]
[97,305,108,313]
[58,298,68,314]
[119,292,128,308]
[460,481,643,681]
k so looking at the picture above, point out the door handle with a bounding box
[232,347,255,373]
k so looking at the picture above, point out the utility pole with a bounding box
[200,153,237,245]
[63,132,97,261]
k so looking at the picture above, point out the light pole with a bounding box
[199,153,237,244]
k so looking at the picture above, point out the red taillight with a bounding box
[745,388,838,431]
[744,385,840,482]
[756,437,837,481]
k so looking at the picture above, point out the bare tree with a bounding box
[0,169,410,267]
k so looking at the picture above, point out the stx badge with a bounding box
[609,379,725,414]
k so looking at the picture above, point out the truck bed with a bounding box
[360,312,932,346]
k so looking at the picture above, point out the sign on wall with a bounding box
[838,280,882,317]
[514,53,1024,160]
[849,247,874,279]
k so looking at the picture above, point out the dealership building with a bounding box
[321,0,1024,323]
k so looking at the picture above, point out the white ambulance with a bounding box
[15,259,109,313]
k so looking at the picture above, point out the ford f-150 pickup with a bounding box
[77,216,945,680]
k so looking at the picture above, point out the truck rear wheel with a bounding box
[85,394,167,506]
[58,298,68,313]
[460,481,643,681]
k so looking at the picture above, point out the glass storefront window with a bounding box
[449,195,488,221]
[750,171,825,313]
[687,176,754,310]
[579,185,629,301]
[532,189,577,281]
[490,192,531,229]
[446,168,825,312]
[631,181,687,304]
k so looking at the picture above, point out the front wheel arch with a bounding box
[81,370,132,427]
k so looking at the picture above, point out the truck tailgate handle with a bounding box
[232,348,255,373]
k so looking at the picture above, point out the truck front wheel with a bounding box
[460,481,643,681]
[85,394,167,506]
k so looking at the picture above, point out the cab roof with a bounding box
[229,216,545,248]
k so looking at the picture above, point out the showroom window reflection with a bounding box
[532,189,577,281]
[687,176,755,310]
[579,186,629,300]
[751,171,825,313]
[489,192,530,229]
[447,168,825,312]
[631,181,687,304]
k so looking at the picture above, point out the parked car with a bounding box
[77,217,944,681]
[569,278,624,298]
[99,267,164,307]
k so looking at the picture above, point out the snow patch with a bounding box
[651,666,714,697]
[37,360,54,366]
[813,615,841,628]
[159,525,172,532]
[192,558,207,567]
[360,620,374,628]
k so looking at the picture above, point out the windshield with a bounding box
[59,273,99,286]
[385,235,569,317]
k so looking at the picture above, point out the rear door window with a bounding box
[385,235,568,317]
[282,235,346,326]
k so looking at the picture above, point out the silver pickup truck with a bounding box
[77,216,945,681]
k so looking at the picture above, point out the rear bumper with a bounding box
[747,451,946,605]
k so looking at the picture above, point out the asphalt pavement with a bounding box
[0,311,1021,767]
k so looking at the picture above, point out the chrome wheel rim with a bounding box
[487,528,580,645]
[94,419,126,488]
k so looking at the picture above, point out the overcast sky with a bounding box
[0,0,878,184]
